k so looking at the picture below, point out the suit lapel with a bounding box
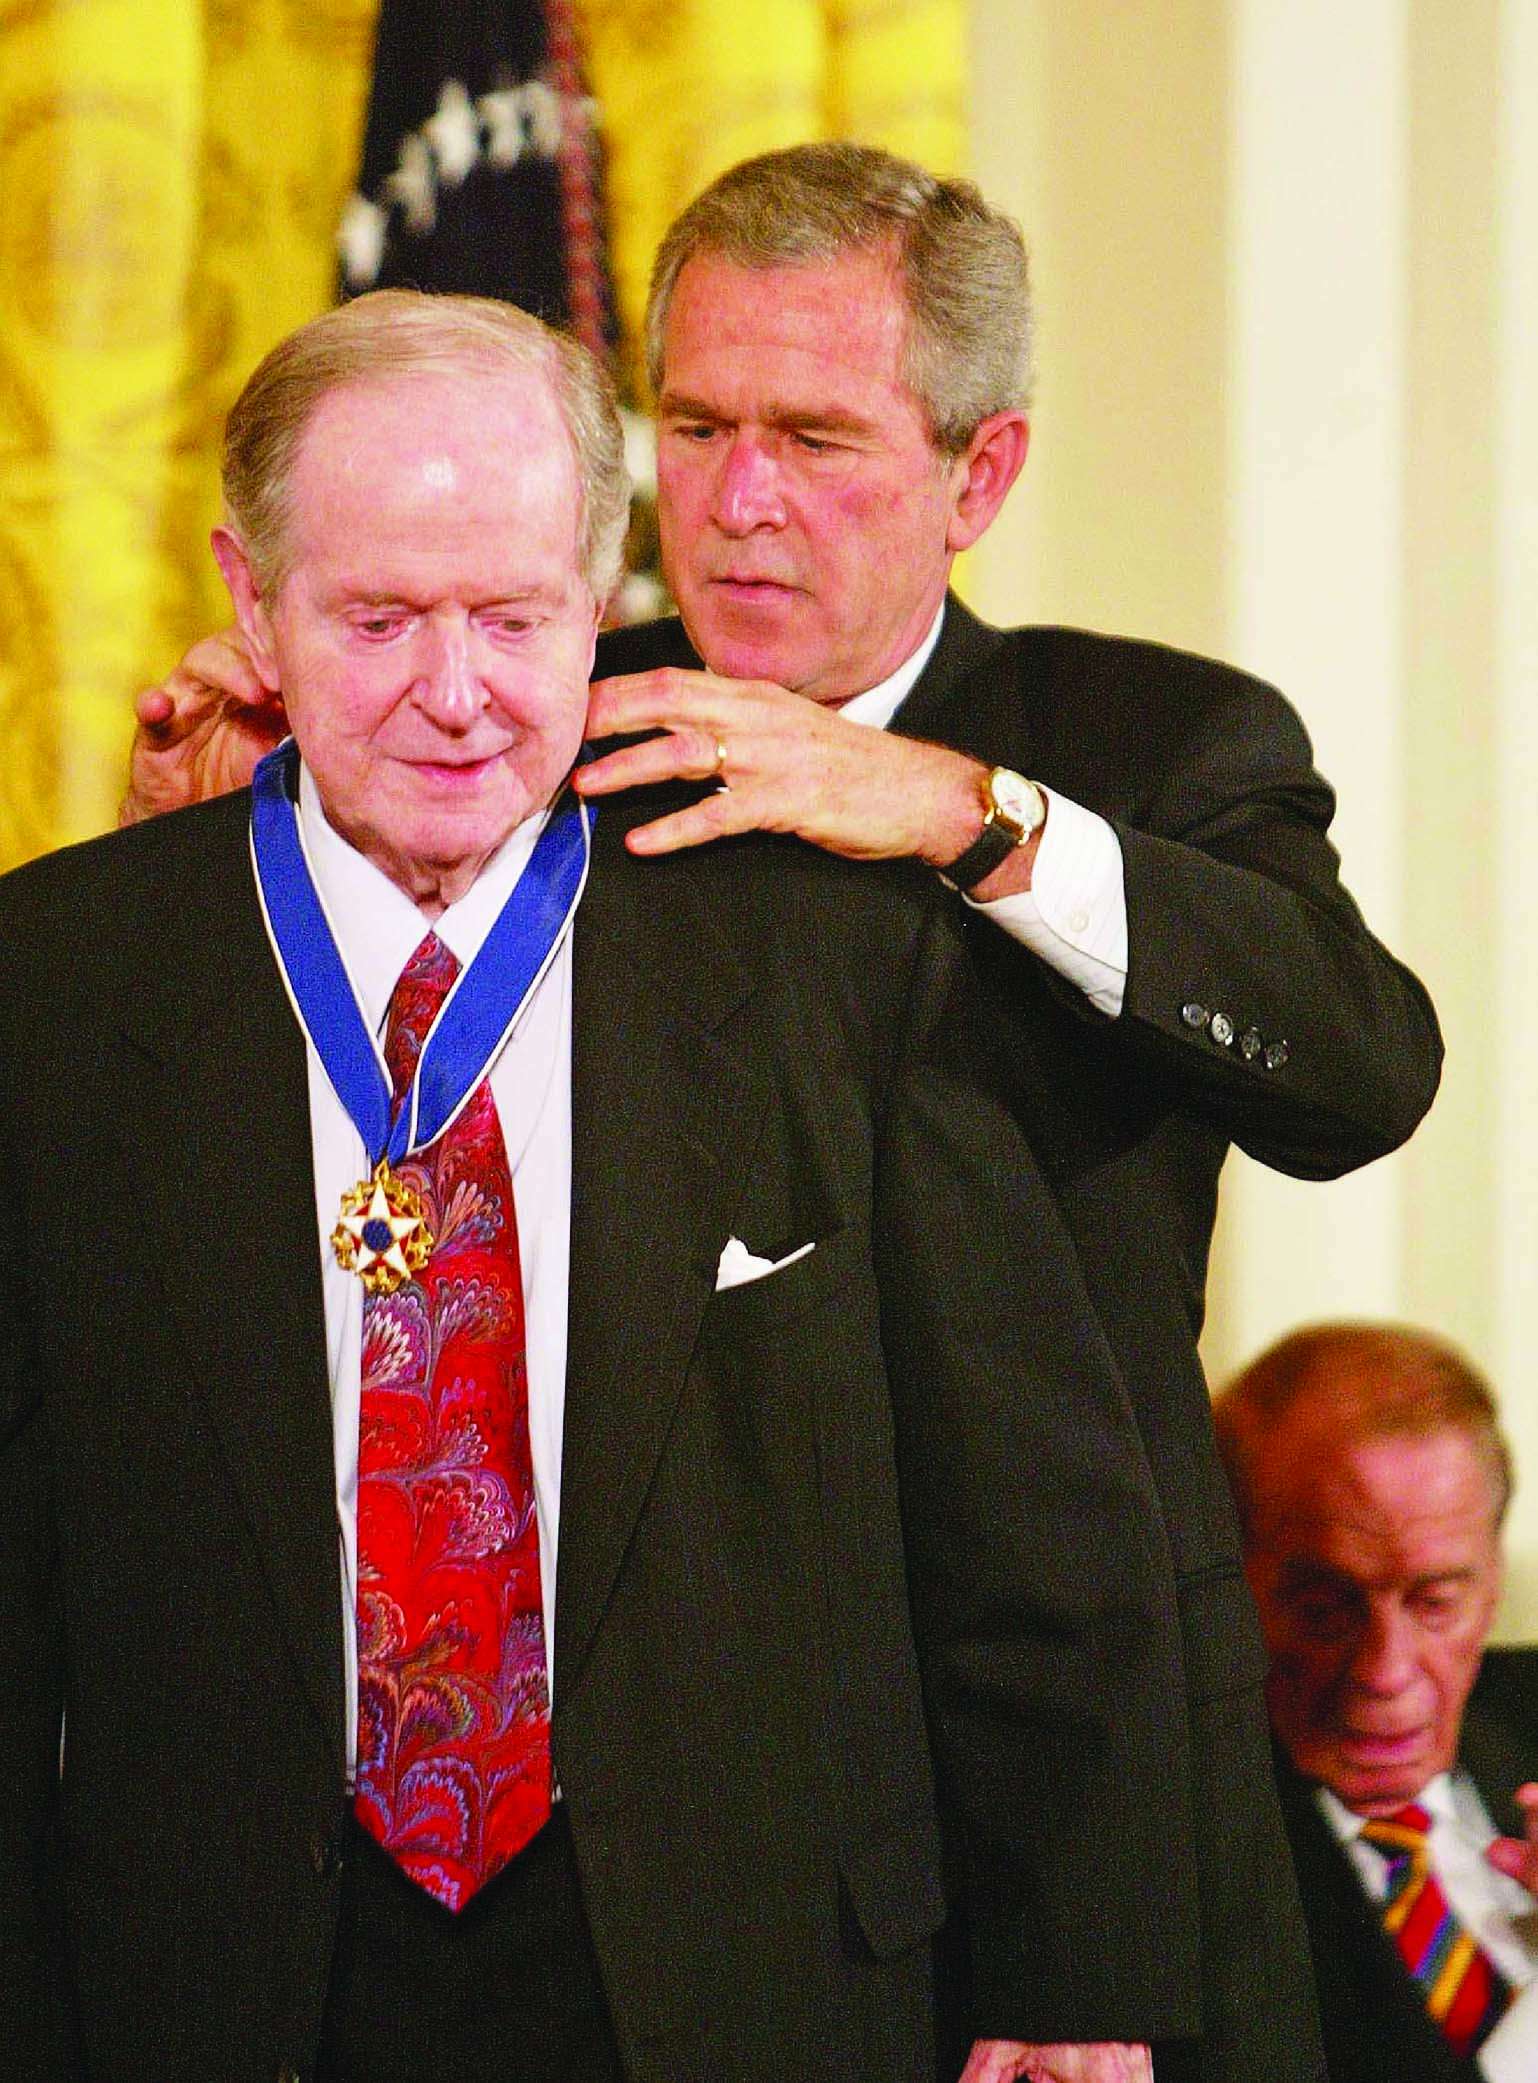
[116,806,346,1769]
[555,827,761,1698]
[1462,1658,1538,1836]
[888,593,1011,747]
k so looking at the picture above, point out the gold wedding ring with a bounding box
[712,737,729,781]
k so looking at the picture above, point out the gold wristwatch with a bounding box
[943,766,1046,892]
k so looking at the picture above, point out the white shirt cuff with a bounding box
[1480,1978,1538,2081]
[964,789,1129,1017]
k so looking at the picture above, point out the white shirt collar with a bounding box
[1318,1772,1459,1847]
[835,601,946,731]
[296,760,551,1032]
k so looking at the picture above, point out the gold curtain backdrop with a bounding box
[0,0,375,867]
[0,0,962,872]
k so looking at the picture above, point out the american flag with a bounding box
[337,0,615,364]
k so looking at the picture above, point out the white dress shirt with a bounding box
[839,604,1129,1016]
[1320,1775,1538,2079]
[289,764,573,1778]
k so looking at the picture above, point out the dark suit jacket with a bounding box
[593,601,1445,2083]
[0,781,1195,2082]
[1278,1648,1538,2082]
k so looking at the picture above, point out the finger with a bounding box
[955,2045,1031,2083]
[182,630,268,707]
[134,680,219,743]
[145,683,283,753]
[578,729,725,796]
[587,668,724,735]
[135,658,266,743]
[1485,1833,1529,1880]
[134,686,175,731]
[623,794,741,856]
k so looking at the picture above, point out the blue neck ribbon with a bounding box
[250,738,592,1166]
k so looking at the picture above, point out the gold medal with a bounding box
[332,1160,434,1296]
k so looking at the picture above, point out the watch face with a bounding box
[990,769,1042,835]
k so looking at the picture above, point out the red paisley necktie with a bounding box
[353,929,551,1912]
[1359,1802,1514,2057]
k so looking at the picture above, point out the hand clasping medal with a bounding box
[331,1159,433,1296]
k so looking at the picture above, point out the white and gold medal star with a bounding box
[332,1162,434,1296]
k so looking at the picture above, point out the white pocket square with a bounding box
[714,1236,816,1291]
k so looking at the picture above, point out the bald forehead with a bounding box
[282,369,583,570]
[1249,1396,1504,1549]
[296,365,569,473]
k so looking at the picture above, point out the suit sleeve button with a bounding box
[1240,1027,1263,1061]
[1181,1001,1209,1029]
[1209,1011,1235,1046]
[1264,1039,1290,1070]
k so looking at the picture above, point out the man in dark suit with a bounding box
[0,291,1189,2082]
[124,145,1444,2081]
[1215,1324,1538,2082]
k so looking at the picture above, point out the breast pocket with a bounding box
[705,1224,868,1339]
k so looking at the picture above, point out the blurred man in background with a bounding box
[1216,1324,1538,2083]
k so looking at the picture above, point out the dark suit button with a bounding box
[1181,1000,1209,1029]
[1208,1011,1235,1046]
[308,1828,342,1879]
[1264,1039,1290,1070]
[277,2068,301,2083]
[1240,1027,1263,1061]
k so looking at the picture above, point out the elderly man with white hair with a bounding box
[0,288,1191,2083]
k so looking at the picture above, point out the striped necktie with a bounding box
[1359,1801,1514,2057]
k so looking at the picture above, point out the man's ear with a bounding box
[577,585,602,686]
[945,410,1030,554]
[211,525,283,693]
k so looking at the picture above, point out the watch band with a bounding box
[944,818,1023,892]
[943,768,1045,893]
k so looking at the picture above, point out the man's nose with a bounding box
[414,614,483,726]
[1348,1606,1419,1696]
[713,433,785,534]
